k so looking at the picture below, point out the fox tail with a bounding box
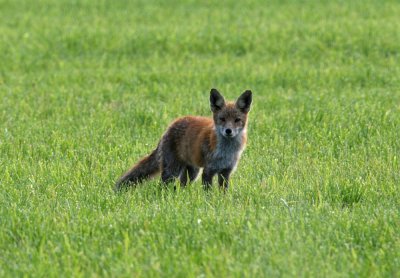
[114,146,160,191]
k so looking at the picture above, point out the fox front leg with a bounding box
[202,168,217,190]
[218,168,232,189]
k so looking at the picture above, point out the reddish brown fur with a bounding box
[172,116,215,167]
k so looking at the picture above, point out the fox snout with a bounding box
[217,124,241,138]
[223,127,236,138]
[225,128,233,136]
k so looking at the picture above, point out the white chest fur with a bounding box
[209,134,245,171]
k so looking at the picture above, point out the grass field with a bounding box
[1,0,400,276]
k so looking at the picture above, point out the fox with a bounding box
[115,88,252,191]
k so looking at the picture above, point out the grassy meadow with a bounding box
[1,0,399,276]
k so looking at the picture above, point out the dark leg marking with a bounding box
[160,146,183,184]
[218,168,232,190]
[180,165,200,186]
[202,168,217,190]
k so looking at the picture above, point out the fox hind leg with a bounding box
[180,165,200,186]
[161,161,183,184]
[160,145,184,184]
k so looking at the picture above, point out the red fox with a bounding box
[115,88,252,190]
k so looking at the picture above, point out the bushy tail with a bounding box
[115,147,160,191]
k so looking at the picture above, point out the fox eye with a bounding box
[235,118,241,123]
[219,117,225,122]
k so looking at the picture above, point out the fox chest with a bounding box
[207,142,243,171]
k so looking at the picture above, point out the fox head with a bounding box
[210,88,252,139]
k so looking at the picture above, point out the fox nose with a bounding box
[225,128,232,135]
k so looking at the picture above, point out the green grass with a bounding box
[1,0,400,276]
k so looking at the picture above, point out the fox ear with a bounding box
[236,90,252,113]
[210,88,225,112]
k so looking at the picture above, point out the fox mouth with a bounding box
[223,133,235,138]
[216,126,238,138]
